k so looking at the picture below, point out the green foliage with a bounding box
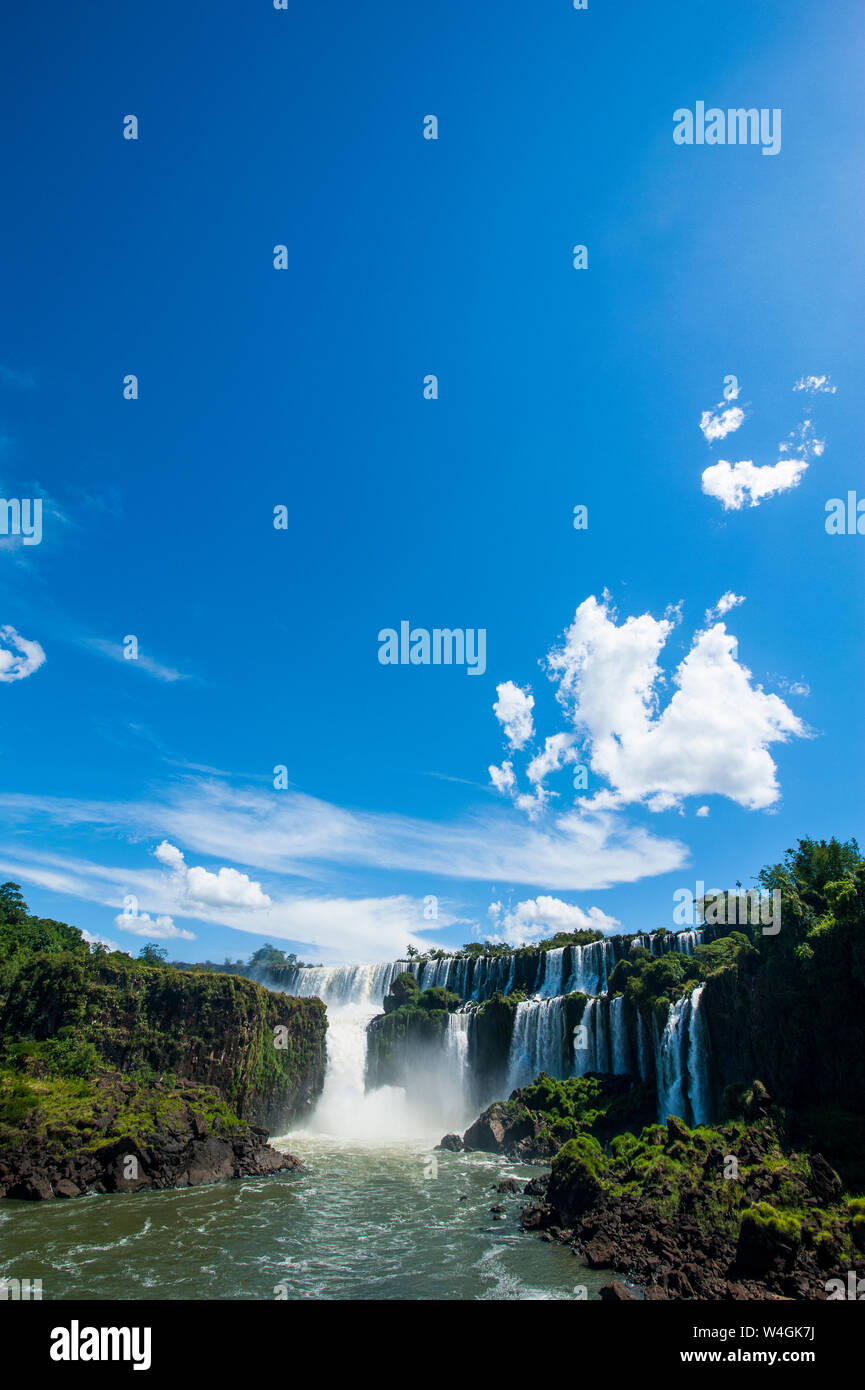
[552,1133,608,1185]
[138,944,168,965]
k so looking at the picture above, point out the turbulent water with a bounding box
[0,1136,615,1301]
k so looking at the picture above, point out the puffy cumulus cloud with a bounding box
[113,910,196,941]
[794,375,836,394]
[0,624,46,683]
[489,760,516,793]
[547,595,807,812]
[185,864,271,909]
[705,591,745,623]
[154,840,185,871]
[492,681,534,750]
[696,806,710,818]
[488,895,620,946]
[154,840,271,909]
[527,733,579,787]
[699,405,745,442]
[701,457,808,510]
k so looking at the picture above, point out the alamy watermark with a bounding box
[673,104,781,157]
[0,497,42,545]
[825,492,865,534]
[378,622,486,676]
[1,1277,42,1300]
[673,882,781,935]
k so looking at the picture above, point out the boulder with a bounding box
[53,1180,81,1199]
[436,1133,464,1153]
[600,1281,637,1301]
[7,1176,52,1201]
[584,1233,618,1269]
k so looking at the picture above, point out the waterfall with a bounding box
[267,960,404,1008]
[656,987,711,1125]
[445,1009,472,1097]
[609,995,631,1074]
[686,983,710,1124]
[538,946,566,997]
[266,964,474,1139]
[257,930,719,1133]
[506,997,568,1092]
[572,997,596,1076]
[266,929,707,1011]
[656,995,690,1122]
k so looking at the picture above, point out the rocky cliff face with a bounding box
[520,1105,861,1301]
[0,1072,303,1201]
[0,953,327,1130]
[702,945,865,1117]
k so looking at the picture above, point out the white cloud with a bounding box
[84,638,187,683]
[705,591,745,623]
[489,760,516,793]
[699,405,745,442]
[0,625,46,683]
[701,457,808,510]
[547,595,806,812]
[113,911,196,941]
[527,733,579,786]
[81,927,121,952]
[488,895,621,946]
[154,840,271,909]
[695,806,710,818]
[0,780,689,900]
[794,375,836,394]
[492,681,534,750]
[154,840,185,870]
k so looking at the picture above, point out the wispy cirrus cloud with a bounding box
[83,637,189,683]
[0,770,687,900]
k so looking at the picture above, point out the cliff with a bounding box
[0,884,328,1199]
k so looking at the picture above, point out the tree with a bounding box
[138,943,168,964]
[0,882,27,926]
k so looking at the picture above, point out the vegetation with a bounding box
[0,885,327,1146]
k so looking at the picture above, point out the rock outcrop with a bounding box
[0,1073,302,1201]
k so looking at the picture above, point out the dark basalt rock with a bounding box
[463,1102,550,1162]
[600,1281,638,1301]
[522,1111,853,1301]
[0,1076,303,1202]
[524,1173,550,1197]
[436,1133,464,1152]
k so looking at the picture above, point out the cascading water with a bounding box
[267,961,475,1139]
[506,997,569,1092]
[259,926,718,1137]
[538,946,567,998]
[656,995,690,1122]
[686,983,710,1124]
[655,986,712,1125]
[445,1009,472,1098]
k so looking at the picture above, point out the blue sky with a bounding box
[1,1,862,965]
